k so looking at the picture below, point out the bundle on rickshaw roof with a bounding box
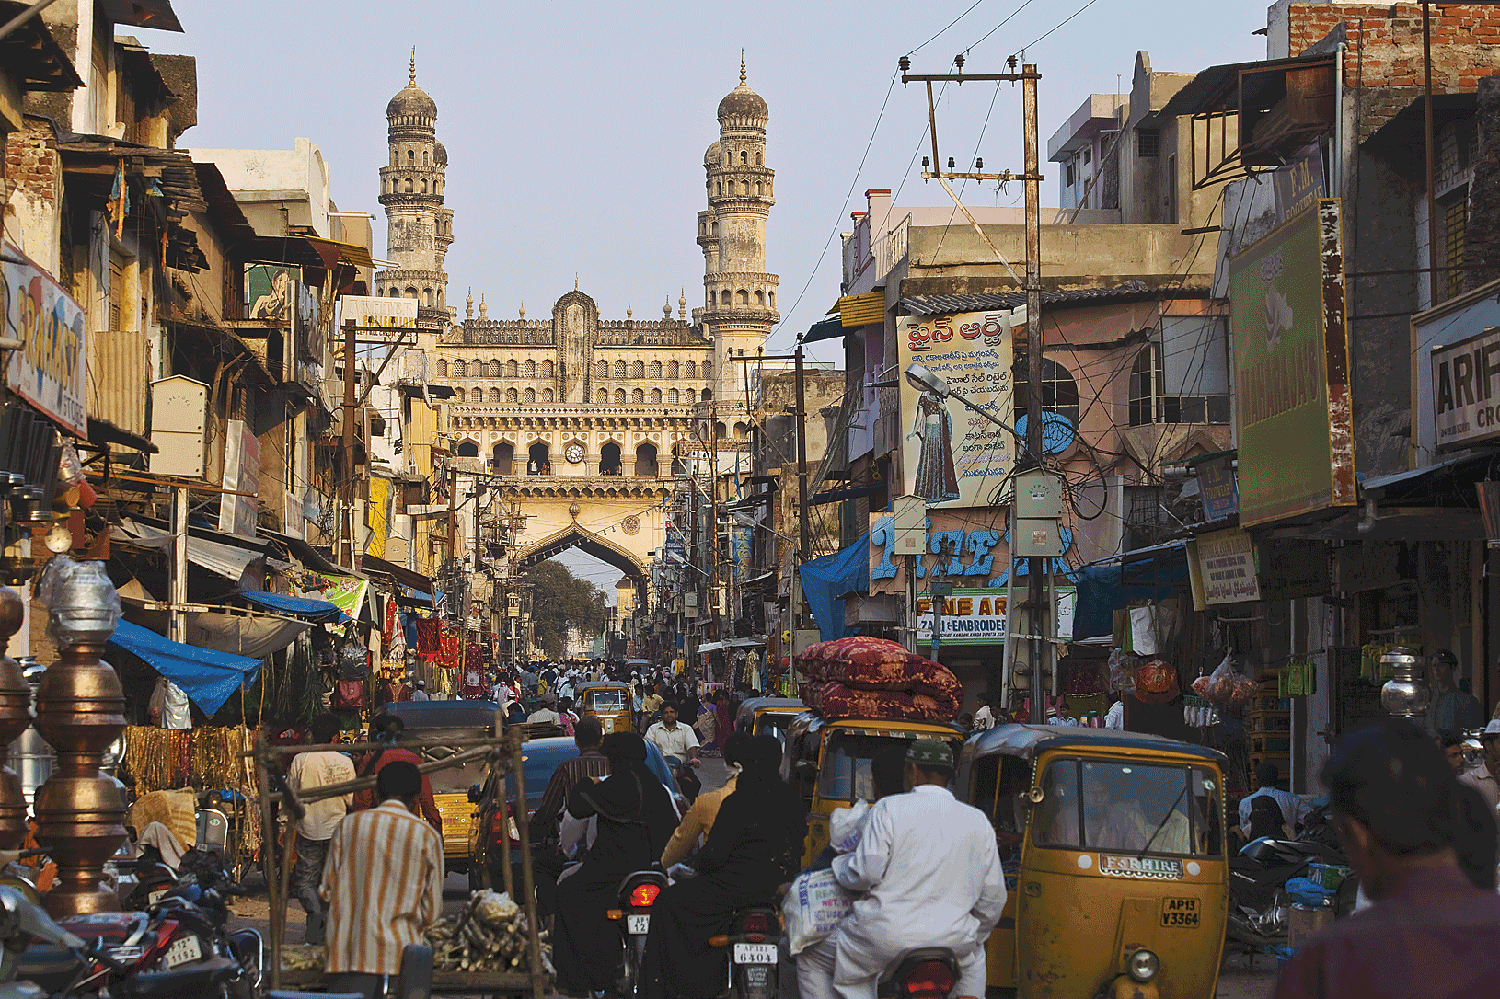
[795,636,961,722]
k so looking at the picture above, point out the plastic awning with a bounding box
[799,532,871,641]
[398,585,435,606]
[111,521,264,581]
[239,589,346,623]
[800,317,846,345]
[107,619,262,715]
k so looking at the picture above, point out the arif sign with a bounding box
[1433,328,1500,449]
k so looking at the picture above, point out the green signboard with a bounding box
[1228,200,1354,527]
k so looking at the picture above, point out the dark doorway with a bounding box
[493,441,514,475]
[600,441,622,476]
[527,441,550,475]
[634,442,658,477]
[456,440,479,457]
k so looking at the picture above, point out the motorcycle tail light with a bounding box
[738,911,772,941]
[902,960,955,999]
[629,883,662,908]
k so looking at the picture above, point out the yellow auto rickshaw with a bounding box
[782,711,966,867]
[576,681,634,735]
[956,724,1229,999]
[734,696,805,746]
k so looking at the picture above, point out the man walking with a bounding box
[321,760,444,999]
[799,740,1006,999]
[1274,718,1500,999]
[1460,720,1500,811]
[286,715,354,945]
[1426,649,1484,738]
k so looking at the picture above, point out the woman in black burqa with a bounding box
[641,734,807,999]
[554,731,678,997]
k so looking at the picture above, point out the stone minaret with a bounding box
[376,51,453,329]
[698,55,778,403]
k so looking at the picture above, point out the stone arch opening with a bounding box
[600,441,622,476]
[634,442,658,477]
[456,439,479,457]
[493,441,514,474]
[527,441,550,475]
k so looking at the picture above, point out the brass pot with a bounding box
[34,650,126,766]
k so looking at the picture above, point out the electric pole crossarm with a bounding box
[901,72,1041,83]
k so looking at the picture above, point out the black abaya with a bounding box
[553,766,677,995]
[640,773,806,999]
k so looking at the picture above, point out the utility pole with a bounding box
[794,346,810,562]
[341,319,357,568]
[169,485,189,645]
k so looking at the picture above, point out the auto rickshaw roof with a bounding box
[735,697,805,723]
[382,700,503,730]
[785,710,965,738]
[967,724,1227,764]
[575,681,630,691]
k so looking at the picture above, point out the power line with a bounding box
[961,0,1041,56]
[906,0,994,58]
[1007,0,1110,59]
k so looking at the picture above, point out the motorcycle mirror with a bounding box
[1015,787,1045,808]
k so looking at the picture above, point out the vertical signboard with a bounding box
[3,242,87,436]
[897,310,1016,509]
[1228,200,1354,526]
[219,420,260,539]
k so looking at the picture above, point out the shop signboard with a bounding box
[1188,528,1260,607]
[340,294,419,344]
[366,476,392,559]
[1228,200,1354,526]
[3,241,87,436]
[1432,327,1500,450]
[914,586,1075,645]
[897,309,1017,509]
[1197,456,1238,522]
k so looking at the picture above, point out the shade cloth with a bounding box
[186,612,307,660]
[239,589,345,623]
[798,533,871,641]
[107,619,262,715]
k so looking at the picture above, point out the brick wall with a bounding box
[1291,4,1500,88]
[3,121,58,206]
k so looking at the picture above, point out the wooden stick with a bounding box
[293,744,499,804]
[509,738,546,999]
[243,735,510,760]
[255,731,282,990]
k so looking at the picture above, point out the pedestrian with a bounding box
[1273,717,1500,999]
[285,715,354,945]
[350,715,443,836]
[1459,719,1500,811]
[410,679,430,702]
[320,760,443,999]
[1426,649,1484,739]
[1238,763,1308,839]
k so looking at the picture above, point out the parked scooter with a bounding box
[708,904,782,999]
[875,948,959,999]
[1227,833,1349,945]
[608,868,668,998]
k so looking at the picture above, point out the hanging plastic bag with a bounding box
[1199,653,1258,711]
[782,867,854,955]
[829,800,871,854]
[1107,649,1137,695]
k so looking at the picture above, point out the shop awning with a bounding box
[398,585,435,606]
[107,619,261,715]
[834,292,885,327]
[1072,543,1189,641]
[800,316,846,345]
[361,553,436,593]
[111,521,265,581]
[238,589,346,624]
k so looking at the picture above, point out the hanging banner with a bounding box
[913,586,1075,646]
[219,420,261,539]
[898,310,1017,509]
[314,574,369,623]
[366,476,392,559]
[3,241,87,436]
[341,295,419,344]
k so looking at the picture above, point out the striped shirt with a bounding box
[320,799,444,975]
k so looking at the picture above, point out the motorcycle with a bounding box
[875,948,959,999]
[608,868,667,999]
[708,904,781,999]
[662,756,701,805]
[1227,834,1349,946]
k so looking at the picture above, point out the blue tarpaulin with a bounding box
[1073,546,1189,640]
[799,532,870,641]
[239,589,345,623]
[398,585,435,606]
[107,620,262,716]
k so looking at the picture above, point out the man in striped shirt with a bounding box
[320,759,444,999]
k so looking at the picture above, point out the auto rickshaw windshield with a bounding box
[1031,758,1223,858]
[819,732,938,801]
[586,689,628,711]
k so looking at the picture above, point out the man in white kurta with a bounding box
[798,740,1007,999]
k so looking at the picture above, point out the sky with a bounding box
[136,0,1271,596]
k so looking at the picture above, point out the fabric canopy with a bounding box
[799,532,871,641]
[398,585,434,606]
[1073,548,1189,641]
[107,619,262,716]
[239,589,345,623]
[187,612,307,660]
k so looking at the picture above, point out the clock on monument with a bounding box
[564,442,585,464]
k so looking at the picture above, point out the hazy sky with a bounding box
[141,0,1268,363]
[137,0,1270,598]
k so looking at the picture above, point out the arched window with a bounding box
[686,388,696,403]
[703,361,712,380]
[473,385,483,401]
[715,421,727,438]
[715,181,722,196]
[406,286,418,299]
[703,387,714,401]
[1128,347,1162,427]
[456,440,479,457]
[421,179,428,193]
[615,360,627,378]
[734,422,749,439]
[756,182,763,196]
[525,359,537,377]
[455,388,466,403]
[486,360,498,377]
[389,287,399,297]
[507,359,518,377]
[615,388,627,404]
[626,388,639,404]
[527,441,549,475]
[422,287,433,305]
[453,360,466,377]
[492,441,513,474]
[668,360,679,379]
[1015,358,1082,430]
[597,361,609,380]
[524,387,536,403]
[436,359,447,377]
[507,387,518,403]
[632,360,645,379]
[685,360,697,378]
[543,388,554,402]
[720,290,731,306]
[599,441,622,476]
[596,388,608,404]
[736,289,749,305]
[755,290,765,305]
[634,441,659,477]
[407,149,414,163]
[542,360,554,378]
[669,388,680,404]
[756,152,763,166]
[650,388,662,404]
[422,150,429,167]
[488,388,501,403]
[404,177,413,192]
[768,291,776,307]
[741,150,748,164]
[649,360,662,379]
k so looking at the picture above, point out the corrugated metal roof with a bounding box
[111,521,265,581]
[899,283,1210,316]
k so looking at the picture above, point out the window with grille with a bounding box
[1014,359,1081,429]
[1444,194,1468,300]
[1129,346,1162,426]
[1137,128,1160,158]
[1124,485,1164,550]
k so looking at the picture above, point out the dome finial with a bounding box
[740,49,746,85]
[466,286,473,320]
[679,287,687,321]
[409,47,416,86]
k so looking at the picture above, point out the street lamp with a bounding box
[903,363,1033,460]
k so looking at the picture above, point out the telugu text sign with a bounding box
[340,295,418,343]
[3,241,87,436]
[897,310,1016,509]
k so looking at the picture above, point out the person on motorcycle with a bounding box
[660,732,752,868]
[553,732,678,999]
[645,701,701,764]
[798,740,1006,999]
[1238,762,1307,839]
[640,735,805,999]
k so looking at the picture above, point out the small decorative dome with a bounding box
[386,50,437,120]
[717,52,766,125]
[433,140,448,166]
[704,140,721,168]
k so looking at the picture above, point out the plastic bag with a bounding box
[782,867,853,955]
[1107,649,1137,695]
[829,800,870,854]
[1199,654,1258,711]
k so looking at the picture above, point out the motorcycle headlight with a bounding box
[1128,949,1159,983]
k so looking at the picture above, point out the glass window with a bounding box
[586,689,627,711]
[817,733,930,802]
[1032,758,1214,857]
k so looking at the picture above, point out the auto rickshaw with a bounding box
[956,724,1229,999]
[383,699,503,880]
[734,696,805,745]
[782,711,965,867]
[575,681,634,734]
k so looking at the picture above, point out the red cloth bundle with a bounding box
[815,657,962,705]
[797,637,924,677]
[802,681,958,723]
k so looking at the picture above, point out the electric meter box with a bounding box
[1014,471,1064,519]
[1014,518,1066,557]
